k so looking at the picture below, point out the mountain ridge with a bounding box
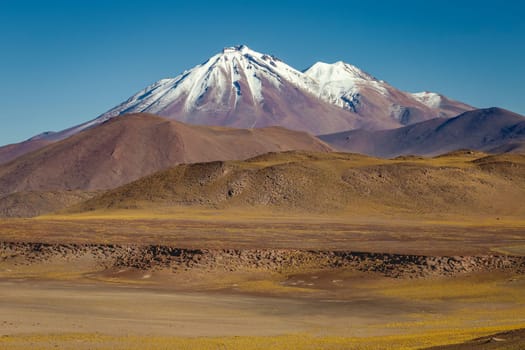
[320,107,525,157]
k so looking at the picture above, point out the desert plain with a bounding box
[1,151,525,349]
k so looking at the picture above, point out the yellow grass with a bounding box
[2,325,525,350]
[379,276,525,302]
[236,279,316,294]
[492,245,525,256]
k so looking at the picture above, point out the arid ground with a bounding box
[1,210,525,349]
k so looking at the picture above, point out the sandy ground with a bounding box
[0,269,524,340]
[0,278,417,338]
[1,214,525,348]
[1,215,525,255]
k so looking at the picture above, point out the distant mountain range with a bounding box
[0,45,472,164]
[319,108,525,157]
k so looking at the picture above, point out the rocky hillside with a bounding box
[70,151,525,217]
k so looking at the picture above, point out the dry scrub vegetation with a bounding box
[67,151,525,219]
[2,328,525,350]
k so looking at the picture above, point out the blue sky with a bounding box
[0,0,524,145]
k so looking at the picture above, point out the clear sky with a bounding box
[0,0,523,145]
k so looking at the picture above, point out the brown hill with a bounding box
[319,108,525,157]
[0,113,332,197]
[0,138,52,165]
[71,151,525,217]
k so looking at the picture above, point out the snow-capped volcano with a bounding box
[0,45,474,164]
[84,45,472,136]
[100,45,318,124]
[93,45,359,134]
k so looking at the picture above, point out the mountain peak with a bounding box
[304,61,376,82]
[221,44,251,54]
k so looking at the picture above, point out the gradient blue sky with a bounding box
[0,0,524,145]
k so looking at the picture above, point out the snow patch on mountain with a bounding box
[303,61,389,110]
[411,91,442,109]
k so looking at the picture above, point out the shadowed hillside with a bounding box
[320,108,525,157]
